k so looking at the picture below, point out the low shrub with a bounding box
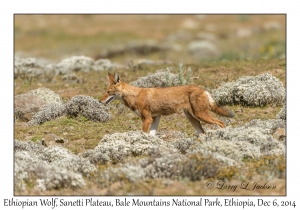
[66,95,111,122]
[212,73,285,106]
[14,140,96,192]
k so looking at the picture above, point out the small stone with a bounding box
[175,122,184,128]
[126,113,136,119]
[265,107,274,114]
[275,128,285,136]
[14,94,46,121]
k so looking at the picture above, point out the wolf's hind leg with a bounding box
[193,110,225,128]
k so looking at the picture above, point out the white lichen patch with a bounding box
[212,73,285,106]
[25,87,63,105]
[14,140,96,191]
[66,95,111,122]
[196,119,286,160]
[28,103,66,125]
[276,105,286,120]
[130,69,181,88]
[82,131,176,164]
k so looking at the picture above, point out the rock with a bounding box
[15,94,46,121]
[129,59,172,70]
[91,59,126,71]
[187,40,219,58]
[126,113,136,120]
[264,107,274,114]
[25,87,63,105]
[15,88,63,122]
[54,56,94,74]
[273,128,286,142]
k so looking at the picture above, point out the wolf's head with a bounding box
[100,72,123,105]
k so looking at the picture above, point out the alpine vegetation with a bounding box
[24,94,111,125]
[212,73,285,106]
[82,131,176,164]
[66,95,111,122]
[96,151,237,186]
[14,139,96,191]
[91,119,285,186]
[14,57,55,79]
[196,119,286,160]
[15,88,64,122]
[25,87,64,105]
[54,56,94,74]
[173,63,193,86]
[130,64,192,88]
[276,105,286,120]
[28,103,66,125]
[130,69,180,88]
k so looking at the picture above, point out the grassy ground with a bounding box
[14,14,286,195]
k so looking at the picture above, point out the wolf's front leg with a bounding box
[149,115,161,136]
[141,114,153,133]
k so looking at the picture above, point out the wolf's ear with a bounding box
[108,72,114,84]
[114,72,121,84]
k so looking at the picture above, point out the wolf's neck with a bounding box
[120,82,141,111]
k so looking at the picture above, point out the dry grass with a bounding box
[14,14,286,62]
[16,178,285,196]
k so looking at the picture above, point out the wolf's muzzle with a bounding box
[105,96,114,105]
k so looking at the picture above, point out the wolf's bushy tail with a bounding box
[212,103,234,118]
[206,91,234,118]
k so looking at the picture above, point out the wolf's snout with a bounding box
[105,96,114,105]
[99,96,106,105]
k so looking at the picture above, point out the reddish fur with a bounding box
[100,72,234,134]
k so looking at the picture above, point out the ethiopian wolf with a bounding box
[100,72,233,135]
